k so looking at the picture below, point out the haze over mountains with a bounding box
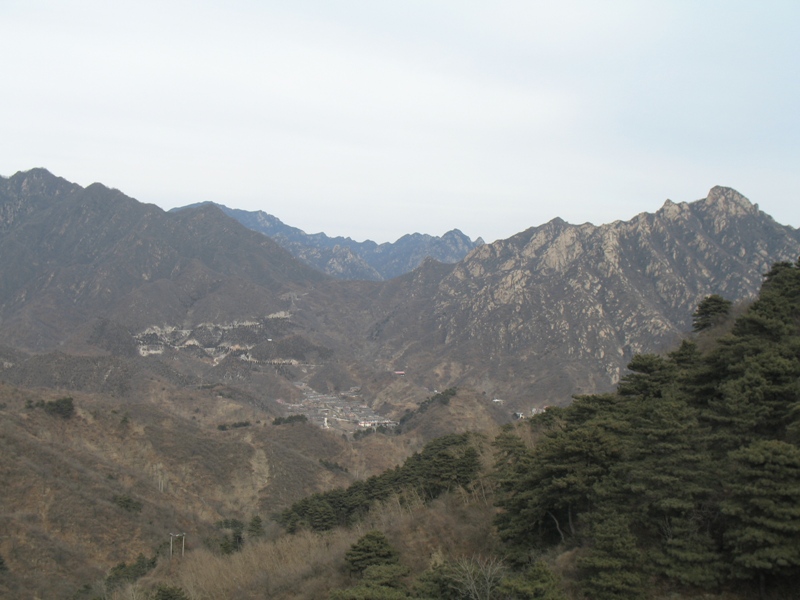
[2,167,800,596]
[2,168,799,410]
[172,202,484,281]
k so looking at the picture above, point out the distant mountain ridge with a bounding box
[172,202,483,280]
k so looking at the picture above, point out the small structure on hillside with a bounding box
[357,419,398,429]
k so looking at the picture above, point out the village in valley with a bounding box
[276,383,398,435]
[132,320,546,435]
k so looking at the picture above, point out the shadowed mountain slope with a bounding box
[0,169,327,352]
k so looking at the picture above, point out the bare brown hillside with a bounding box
[0,380,371,597]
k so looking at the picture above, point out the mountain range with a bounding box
[1,169,799,411]
[2,167,800,596]
[171,201,483,281]
[356,186,800,403]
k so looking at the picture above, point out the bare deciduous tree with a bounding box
[447,556,506,600]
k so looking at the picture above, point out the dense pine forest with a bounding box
[64,260,800,599]
[493,259,800,599]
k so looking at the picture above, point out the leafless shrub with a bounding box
[110,581,149,600]
[446,556,506,600]
[177,528,358,599]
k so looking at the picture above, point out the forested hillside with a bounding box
[494,258,800,598]
[96,259,800,599]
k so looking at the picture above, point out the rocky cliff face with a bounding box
[360,187,800,406]
[176,203,483,281]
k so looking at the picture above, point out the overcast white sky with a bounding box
[1,1,798,243]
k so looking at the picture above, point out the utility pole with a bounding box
[169,532,186,558]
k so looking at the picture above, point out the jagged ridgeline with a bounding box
[278,432,481,532]
[495,259,800,599]
[171,202,484,281]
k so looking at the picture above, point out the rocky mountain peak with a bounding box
[658,198,689,219]
[366,185,800,406]
[7,167,61,191]
[657,186,755,215]
[701,186,759,217]
[4,170,799,411]
[2,170,76,236]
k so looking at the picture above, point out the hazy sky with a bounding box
[2,1,798,243]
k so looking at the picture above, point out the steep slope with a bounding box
[0,169,327,352]
[356,187,800,406]
[0,381,357,598]
[175,202,483,280]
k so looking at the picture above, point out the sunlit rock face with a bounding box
[363,187,800,406]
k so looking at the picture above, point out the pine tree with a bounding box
[495,394,630,555]
[43,396,75,419]
[330,564,411,599]
[585,341,727,589]
[618,388,724,588]
[578,510,647,600]
[345,531,399,575]
[499,561,567,599]
[617,354,676,398]
[305,496,338,531]
[492,428,533,493]
[656,517,724,589]
[247,514,264,539]
[692,294,732,331]
[153,585,189,600]
[722,440,800,584]
[699,262,800,449]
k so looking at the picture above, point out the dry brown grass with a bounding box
[176,528,359,599]
[161,484,501,600]
[366,489,501,573]
[0,379,362,598]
